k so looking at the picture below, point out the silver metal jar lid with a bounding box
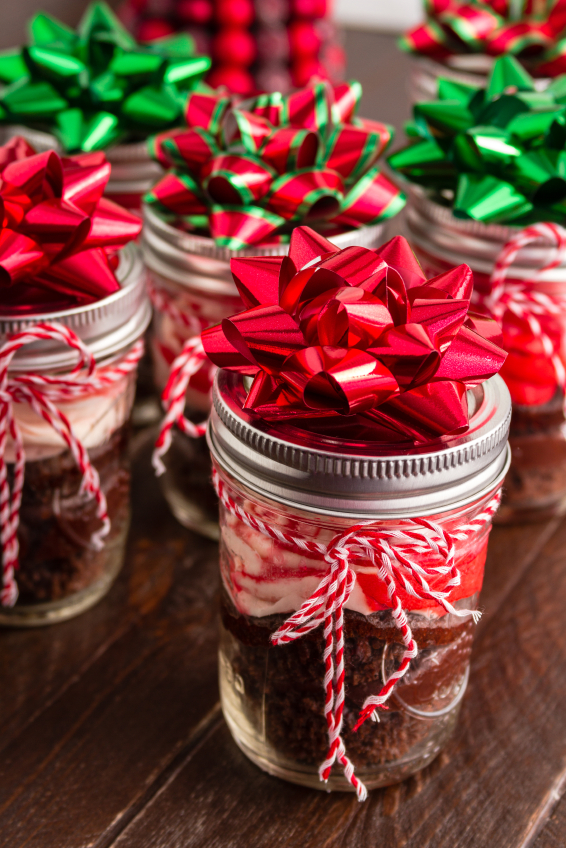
[141,200,385,294]
[409,55,550,104]
[404,186,566,282]
[0,242,151,373]
[208,370,512,519]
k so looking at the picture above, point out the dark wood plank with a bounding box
[101,514,566,848]
[0,436,221,848]
[532,785,566,848]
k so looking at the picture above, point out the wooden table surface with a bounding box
[2,30,566,848]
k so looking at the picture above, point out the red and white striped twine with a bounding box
[0,323,143,607]
[484,222,566,393]
[148,279,216,475]
[147,277,205,336]
[152,336,211,475]
[213,466,501,801]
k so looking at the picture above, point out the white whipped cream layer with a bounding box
[5,373,136,463]
[221,515,385,618]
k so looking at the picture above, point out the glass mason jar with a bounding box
[404,187,566,521]
[0,126,162,215]
[142,201,386,539]
[0,244,151,626]
[208,369,511,793]
[409,55,549,105]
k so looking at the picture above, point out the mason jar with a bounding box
[409,54,550,104]
[142,201,386,539]
[209,369,511,793]
[404,187,566,521]
[0,243,151,626]
[0,126,161,214]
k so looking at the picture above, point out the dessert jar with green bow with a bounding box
[200,227,510,796]
[0,1,211,213]
[400,0,561,105]
[0,139,150,626]
[144,80,405,538]
[391,55,566,521]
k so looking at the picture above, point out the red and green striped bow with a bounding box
[402,0,566,77]
[144,80,406,249]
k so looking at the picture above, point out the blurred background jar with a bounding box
[0,243,151,626]
[404,187,566,522]
[142,201,386,538]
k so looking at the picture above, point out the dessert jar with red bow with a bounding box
[0,139,149,626]
[403,188,566,521]
[201,227,510,796]
[144,83,406,537]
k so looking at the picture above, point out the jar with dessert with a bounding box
[0,136,150,626]
[390,54,566,521]
[199,225,510,797]
[400,0,563,104]
[145,80,407,537]
[0,1,211,212]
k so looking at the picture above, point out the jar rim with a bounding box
[208,370,511,518]
[0,243,151,373]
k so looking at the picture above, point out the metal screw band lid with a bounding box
[404,186,566,282]
[208,370,512,518]
[141,201,386,293]
[0,243,151,373]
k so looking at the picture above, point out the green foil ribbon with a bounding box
[0,1,211,152]
[145,80,406,249]
[389,55,566,224]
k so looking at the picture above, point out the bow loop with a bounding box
[0,2,210,152]
[146,78,406,249]
[0,135,141,310]
[202,226,506,440]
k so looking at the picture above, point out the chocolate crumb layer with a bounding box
[221,591,473,769]
[13,423,131,605]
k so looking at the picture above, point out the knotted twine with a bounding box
[213,465,501,801]
[0,322,143,606]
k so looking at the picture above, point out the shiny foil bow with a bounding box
[389,55,566,225]
[201,225,506,441]
[0,2,211,153]
[0,135,142,313]
[145,80,406,249]
[402,0,566,77]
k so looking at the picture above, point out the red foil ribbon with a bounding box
[146,81,406,249]
[0,137,142,314]
[202,225,507,441]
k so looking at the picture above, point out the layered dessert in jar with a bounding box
[0,136,150,625]
[390,56,566,520]
[202,226,511,794]
[145,81,405,537]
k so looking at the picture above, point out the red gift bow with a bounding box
[202,226,507,441]
[0,136,142,313]
[146,81,405,249]
[404,0,566,75]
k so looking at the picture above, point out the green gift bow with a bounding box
[0,1,211,152]
[389,54,566,224]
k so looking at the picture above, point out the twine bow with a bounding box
[214,466,501,801]
[0,322,143,605]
